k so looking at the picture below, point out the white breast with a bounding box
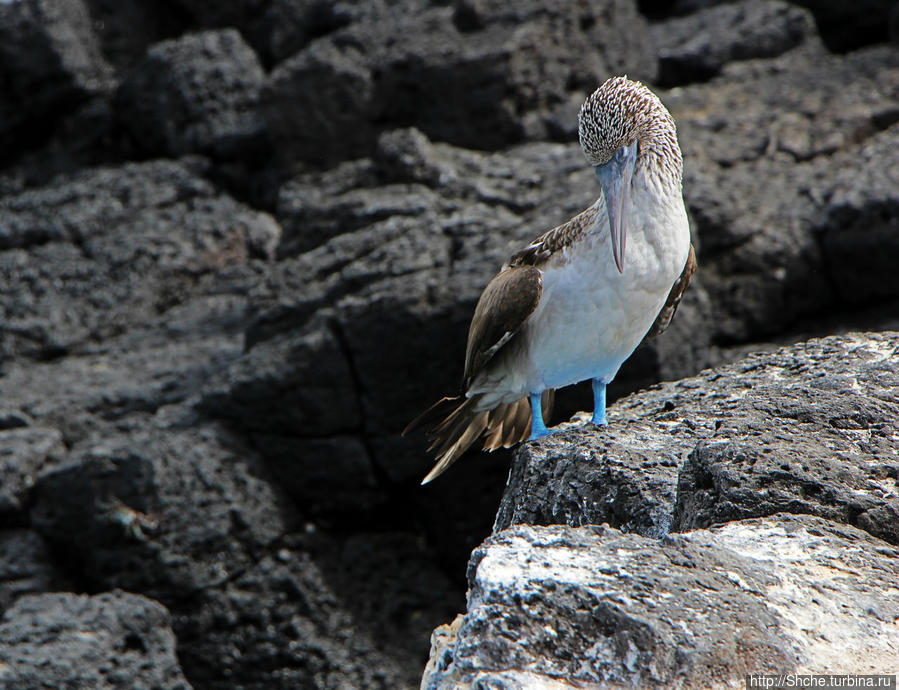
[471,174,690,406]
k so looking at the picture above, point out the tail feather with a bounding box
[427,399,479,451]
[428,406,481,458]
[510,394,531,443]
[402,396,460,437]
[412,390,556,484]
[483,402,512,451]
[427,411,489,479]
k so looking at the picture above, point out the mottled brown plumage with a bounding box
[406,76,694,484]
[404,264,553,484]
[463,266,543,389]
[508,206,600,268]
[406,245,694,484]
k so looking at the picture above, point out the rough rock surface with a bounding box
[0,531,68,615]
[0,426,66,515]
[245,0,357,67]
[665,0,898,51]
[82,0,193,71]
[499,332,899,545]
[0,591,191,690]
[115,30,266,158]
[652,0,818,85]
[30,421,286,600]
[494,416,681,537]
[670,45,899,344]
[790,0,898,51]
[262,0,656,165]
[428,333,899,686]
[0,158,279,360]
[1,1,898,689]
[423,515,899,688]
[0,0,114,154]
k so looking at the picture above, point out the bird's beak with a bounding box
[595,142,637,273]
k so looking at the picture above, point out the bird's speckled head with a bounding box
[578,76,680,176]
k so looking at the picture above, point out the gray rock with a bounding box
[790,0,897,51]
[275,168,442,258]
[0,591,191,690]
[262,0,656,165]
[246,0,314,66]
[2,356,433,689]
[262,36,378,167]
[667,0,896,51]
[0,158,279,360]
[652,0,817,86]
[668,44,899,342]
[30,419,286,600]
[115,29,266,158]
[325,530,463,670]
[374,127,457,189]
[669,0,733,13]
[0,531,67,615]
[82,0,192,71]
[498,332,899,546]
[246,0,355,67]
[250,0,440,67]
[0,0,114,149]
[0,302,250,443]
[681,516,899,675]
[819,124,899,307]
[174,542,414,688]
[169,0,266,28]
[0,427,66,514]
[493,420,684,537]
[201,324,363,437]
[673,45,899,168]
[672,334,899,544]
[2,96,121,188]
[252,434,383,515]
[423,515,899,688]
[0,409,32,430]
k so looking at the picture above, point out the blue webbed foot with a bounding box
[590,379,608,426]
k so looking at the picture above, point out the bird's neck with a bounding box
[636,115,683,194]
[633,149,683,212]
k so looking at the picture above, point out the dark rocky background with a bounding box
[0,0,897,688]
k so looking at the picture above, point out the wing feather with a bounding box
[508,205,600,268]
[463,265,543,388]
[645,243,697,340]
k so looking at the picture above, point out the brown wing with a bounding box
[645,243,697,339]
[461,208,601,384]
[463,265,542,388]
[508,205,600,268]
[407,264,553,484]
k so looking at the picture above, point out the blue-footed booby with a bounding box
[406,76,696,484]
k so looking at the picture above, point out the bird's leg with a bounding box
[528,392,551,440]
[591,378,608,426]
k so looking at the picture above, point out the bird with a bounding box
[405,76,696,484]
